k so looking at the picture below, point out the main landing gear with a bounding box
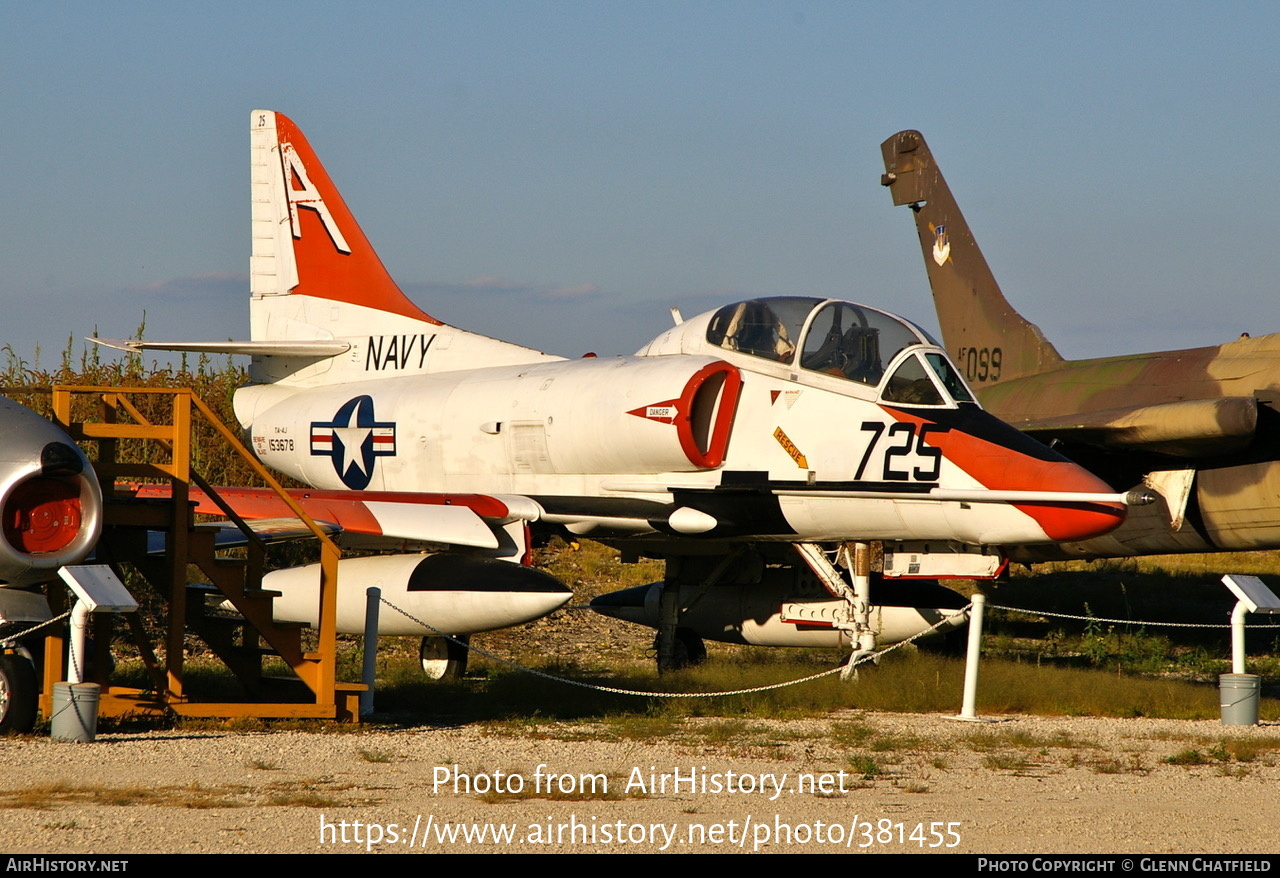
[419,635,469,680]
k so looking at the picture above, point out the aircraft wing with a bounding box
[132,477,1147,550]
[143,517,343,554]
[131,486,538,551]
[999,397,1259,458]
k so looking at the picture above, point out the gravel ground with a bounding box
[3,711,1279,855]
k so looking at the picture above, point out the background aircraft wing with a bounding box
[1002,396,1259,458]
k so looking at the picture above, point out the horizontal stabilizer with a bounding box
[91,337,351,358]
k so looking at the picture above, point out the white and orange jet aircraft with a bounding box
[112,110,1146,674]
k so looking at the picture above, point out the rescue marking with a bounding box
[310,395,397,490]
[773,427,809,469]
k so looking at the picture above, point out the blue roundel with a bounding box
[308,395,397,490]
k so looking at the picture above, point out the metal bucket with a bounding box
[50,682,101,742]
[1219,674,1261,726]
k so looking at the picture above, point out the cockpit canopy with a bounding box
[645,296,974,408]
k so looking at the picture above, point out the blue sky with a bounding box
[3,2,1278,368]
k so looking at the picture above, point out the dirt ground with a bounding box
[3,710,1278,855]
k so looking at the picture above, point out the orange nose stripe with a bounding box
[885,407,1127,542]
[1014,499,1127,542]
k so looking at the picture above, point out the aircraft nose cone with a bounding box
[1016,463,1128,542]
[589,584,654,625]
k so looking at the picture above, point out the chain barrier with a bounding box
[379,595,968,699]
[0,610,74,648]
[988,603,1280,630]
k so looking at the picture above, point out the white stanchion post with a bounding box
[958,594,985,720]
[1232,601,1248,675]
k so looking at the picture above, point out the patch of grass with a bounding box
[0,782,239,810]
[1086,752,1150,775]
[593,715,684,743]
[828,721,875,750]
[1195,738,1280,763]
[358,749,396,764]
[990,560,1280,684]
[963,729,1097,752]
[848,754,881,779]
[982,752,1031,772]
[694,719,754,746]
[364,642,1276,724]
[1165,749,1209,766]
[265,790,342,808]
[534,537,664,602]
[77,541,1280,733]
[0,779,359,810]
[172,713,378,735]
[870,733,925,752]
[1222,740,1264,763]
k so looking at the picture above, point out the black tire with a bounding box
[675,629,707,666]
[419,635,469,680]
[0,653,38,735]
[654,629,707,671]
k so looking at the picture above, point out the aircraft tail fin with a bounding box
[880,131,1063,385]
[249,109,442,333]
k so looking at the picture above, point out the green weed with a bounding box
[847,754,881,779]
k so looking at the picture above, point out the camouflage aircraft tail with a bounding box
[880,131,1063,388]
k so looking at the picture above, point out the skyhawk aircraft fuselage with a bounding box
[108,111,1141,670]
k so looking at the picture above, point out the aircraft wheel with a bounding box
[0,653,38,735]
[654,629,707,671]
[676,629,707,666]
[419,635,469,680]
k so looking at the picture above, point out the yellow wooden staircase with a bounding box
[41,385,362,721]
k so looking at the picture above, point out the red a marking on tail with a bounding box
[270,112,441,325]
